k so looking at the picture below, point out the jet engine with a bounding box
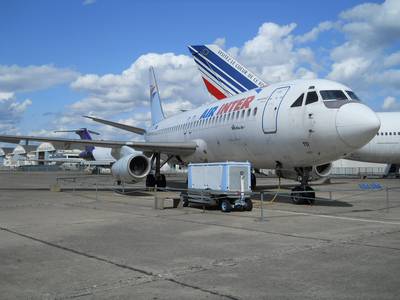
[111,153,151,183]
[276,163,333,182]
[312,163,333,179]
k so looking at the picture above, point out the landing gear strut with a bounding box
[251,173,256,190]
[145,153,166,188]
[290,167,315,205]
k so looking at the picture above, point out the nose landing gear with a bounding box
[290,167,315,205]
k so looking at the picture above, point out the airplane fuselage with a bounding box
[346,112,400,164]
[146,79,380,170]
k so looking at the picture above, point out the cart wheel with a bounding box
[180,194,189,207]
[220,199,232,213]
[245,199,253,211]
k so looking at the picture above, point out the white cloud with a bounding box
[230,22,317,83]
[162,99,194,117]
[0,92,32,133]
[328,56,372,83]
[384,51,400,67]
[326,0,400,94]
[375,69,400,89]
[340,0,400,47]
[69,52,209,117]
[213,37,226,49]
[382,96,400,110]
[0,64,78,93]
[296,21,335,43]
[0,64,78,134]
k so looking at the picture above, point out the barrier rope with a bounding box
[268,177,281,204]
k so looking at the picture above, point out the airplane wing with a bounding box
[29,158,115,166]
[0,135,197,156]
[84,116,146,135]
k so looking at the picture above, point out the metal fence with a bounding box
[1,167,398,221]
[49,173,400,223]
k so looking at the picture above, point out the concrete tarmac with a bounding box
[0,171,399,299]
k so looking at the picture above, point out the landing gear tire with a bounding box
[305,186,315,204]
[180,193,189,207]
[156,174,167,188]
[251,173,257,190]
[146,174,156,188]
[220,199,232,213]
[245,199,253,211]
[291,186,315,205]
[291,186,304,205]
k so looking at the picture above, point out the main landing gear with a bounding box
[145,153,167,188]
[290,167,315,205]
[251,172,257,190]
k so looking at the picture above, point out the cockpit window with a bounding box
[320,90,348,101]
[291,93,304,107]
[346,90,360,101]
[305,91,318,105]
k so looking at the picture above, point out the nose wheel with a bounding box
[290,167,315,204]
[291,185,315,204]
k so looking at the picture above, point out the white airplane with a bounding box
[189,44,400,178]
[0,59,380,203]
[346,112,400,174]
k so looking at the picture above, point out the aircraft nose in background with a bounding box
[336,103,380,148]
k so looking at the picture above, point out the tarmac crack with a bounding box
[0,226,240,300]
[166,278,239,300]
[0,225,155,276]
[162,216,333,242]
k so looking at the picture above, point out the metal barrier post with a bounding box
[329,191,332,201]
[386,187,389,213]
[153,184,158,209]
[260,192,265,222]
[201,190,205,213]
[95,179,98,201]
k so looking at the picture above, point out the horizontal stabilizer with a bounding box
[84,116,146,135]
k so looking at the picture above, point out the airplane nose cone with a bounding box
[336,103,380,148]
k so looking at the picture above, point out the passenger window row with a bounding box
[149,106,258,135]
[377,132,400,136]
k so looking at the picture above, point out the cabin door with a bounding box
[262,86,290,134]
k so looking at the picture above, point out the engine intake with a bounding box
[276,163,333,182]
[111,154,151,183]
[313,163,332,178]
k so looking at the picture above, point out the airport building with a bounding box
[331,159,388,177]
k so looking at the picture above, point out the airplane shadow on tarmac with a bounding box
[252,188,353,207]
[163,181,353,208]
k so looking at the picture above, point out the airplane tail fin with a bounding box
[188,44,267,100]
[149,67,165,125]
[55,128,99,160]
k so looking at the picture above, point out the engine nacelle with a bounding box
[111,154,151,183]
[276,163,333,182]
[312,163,332,179]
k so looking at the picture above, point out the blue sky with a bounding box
[1,0,399,140]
